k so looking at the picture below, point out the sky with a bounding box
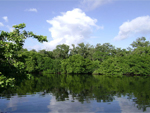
[0,0,150,51]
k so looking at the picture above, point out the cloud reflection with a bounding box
[115,96,150,113]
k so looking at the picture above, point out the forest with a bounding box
[1,23,150,87]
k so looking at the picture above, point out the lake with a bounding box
[0,74,150,112]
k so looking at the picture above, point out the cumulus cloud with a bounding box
[114,15,150,40]
[25,8,37,12]
[0,22,4,27]
[80,0,112,11]
[2,16,8,22]
[45,8,101,50]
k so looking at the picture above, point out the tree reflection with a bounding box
[1,74,150,111]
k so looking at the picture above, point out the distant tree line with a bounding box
[0,23,150,87]
[20,37,150,76]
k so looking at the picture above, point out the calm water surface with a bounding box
[0,74,150,112]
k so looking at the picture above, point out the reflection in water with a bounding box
[47,94,120,113]
[0,74,150,112]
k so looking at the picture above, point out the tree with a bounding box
[61,54,95,74]
[70,43,94,59]
[93,43,115,62]
[53,44,70,59]
[76,43,91,58]
[69,44,78,56]
[131,37,150,49]
[94,56,129,76]
[0,23,47,86]
[25,52,37,73]
[128,49,150,76]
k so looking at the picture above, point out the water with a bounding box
[0,74,150,112]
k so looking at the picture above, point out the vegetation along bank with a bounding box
[1,23,150,87]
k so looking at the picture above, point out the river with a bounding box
[0,74,150,112]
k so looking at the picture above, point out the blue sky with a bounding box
[0,0,150,51]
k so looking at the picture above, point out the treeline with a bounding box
[19,37,150,76]
[1,23,150,87]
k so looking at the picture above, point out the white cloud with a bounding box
[45,8,101,50]
[2,16,8,22]
[80,0,112,11]
[25,8,37,12]
[0,22,4,27]
[114,15,150,40]
[6,25,14,32]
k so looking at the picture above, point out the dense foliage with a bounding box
[19,37,150,76]
[0,23,47,87]
[1,23,150,87]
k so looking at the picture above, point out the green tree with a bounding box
[76,43,92,58]
[70,43,95,60]
[0,23,47,87]
[131,37,150,49]
[25,54,37,73]
[61,54,95,74]
[93,43,115,62]
[53,44,70,59]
